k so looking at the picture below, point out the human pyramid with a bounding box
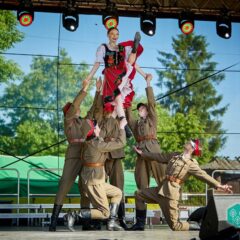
[49,20,232,232]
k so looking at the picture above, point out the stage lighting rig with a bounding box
[216,17,231,39]
[62,12,79,31]
[140,10,156,36]
[62,0,79,32]
[17,0,34,27]
[178,13,194,35]
[102,0,119,29]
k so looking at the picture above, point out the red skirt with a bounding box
[102,41,143,109]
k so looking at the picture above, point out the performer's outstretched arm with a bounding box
[145,77,157,127]
[134,147,178,164]
[83,62,100,86]
[86,78,102,120]
[72,80,90,110]
[135,63,152,80]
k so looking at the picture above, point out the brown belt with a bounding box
[68,138,85,144]
[83,162,104,167]
[166,175,183,184]
[104,137,115,142]
[137,135,157,142]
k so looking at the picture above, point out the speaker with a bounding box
[199,190,240,240]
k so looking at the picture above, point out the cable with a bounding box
[0,106,57,111]
[156,61,240,101]
[58,62,240,73]
[56,14,61,175]
[0,52,57,58]
[157,131,240,135]
[0,139,66,169]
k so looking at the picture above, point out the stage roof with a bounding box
[0,0,240,22]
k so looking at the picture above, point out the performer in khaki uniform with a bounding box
[49,80,101,232]
[129,140,232,231]
[73,118,127,231]
[93,87,128,229]
[126,76,167,229]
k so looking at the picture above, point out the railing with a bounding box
[0,168,20,225]
[0,168,20,204]
[27,168,81,204]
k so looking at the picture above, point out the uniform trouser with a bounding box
[83,182,122,219]
[55,157,82,205]
[135,154,166,189]
[135,187,189,231]
[105,158,124,203]
[78,175,91,208]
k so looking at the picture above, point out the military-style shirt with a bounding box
[142,152,220,200]
[81,129,126,185]
[95,92,125,159]
[126,86,161,153]
[64,90,99,159]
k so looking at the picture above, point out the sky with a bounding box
[2,12,240,158]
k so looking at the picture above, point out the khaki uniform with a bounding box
[102,117,125,194]
[55,90,99,206]
[135,152,220,231]
[126,87,166,188]
[81,129,126,219]
[94,93,125,196]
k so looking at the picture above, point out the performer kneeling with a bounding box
[129,140,232,231]
[68,118,127,231]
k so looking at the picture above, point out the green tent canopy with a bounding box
[0,155,157,197]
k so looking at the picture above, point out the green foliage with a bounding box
[0,49,94,156]
[1,120,67,156]
[0,10,24,50]
[156,33,228,158]
[0,10,24,83]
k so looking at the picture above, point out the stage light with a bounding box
[17,9,34,27]
[216,19,231,39]
[62,13,79,32]
[102,15,119,30]
[140,13,156,36]
[179,19,194,35]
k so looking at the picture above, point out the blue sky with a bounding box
[3,12,240,158]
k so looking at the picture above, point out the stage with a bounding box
[0,226,199,240]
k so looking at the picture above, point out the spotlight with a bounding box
[102,15,119,30]
[178,12,194,35]
[17,9,34,27]
[216,19,231,39]
[62,13,79,32]
[140,13,156,36]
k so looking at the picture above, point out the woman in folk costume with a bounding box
[83,17,152,126]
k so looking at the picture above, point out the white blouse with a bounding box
[95,44,132,63]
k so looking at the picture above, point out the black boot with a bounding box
[189,222,200,231]
[63,210,79,232]
[127,209,146,231]
[125,125,132,138]
[118,202,128,230]
[132,32,141,53]
[107,203,124,231]
[49,204,63,232]
[119,116,132,138]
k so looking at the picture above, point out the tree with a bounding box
[0,49,94,156]
[156,33,228,157]
[0,10,24,83]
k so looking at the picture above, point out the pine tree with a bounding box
[156,33,228,156]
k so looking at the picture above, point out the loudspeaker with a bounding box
[199,190,240,240]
